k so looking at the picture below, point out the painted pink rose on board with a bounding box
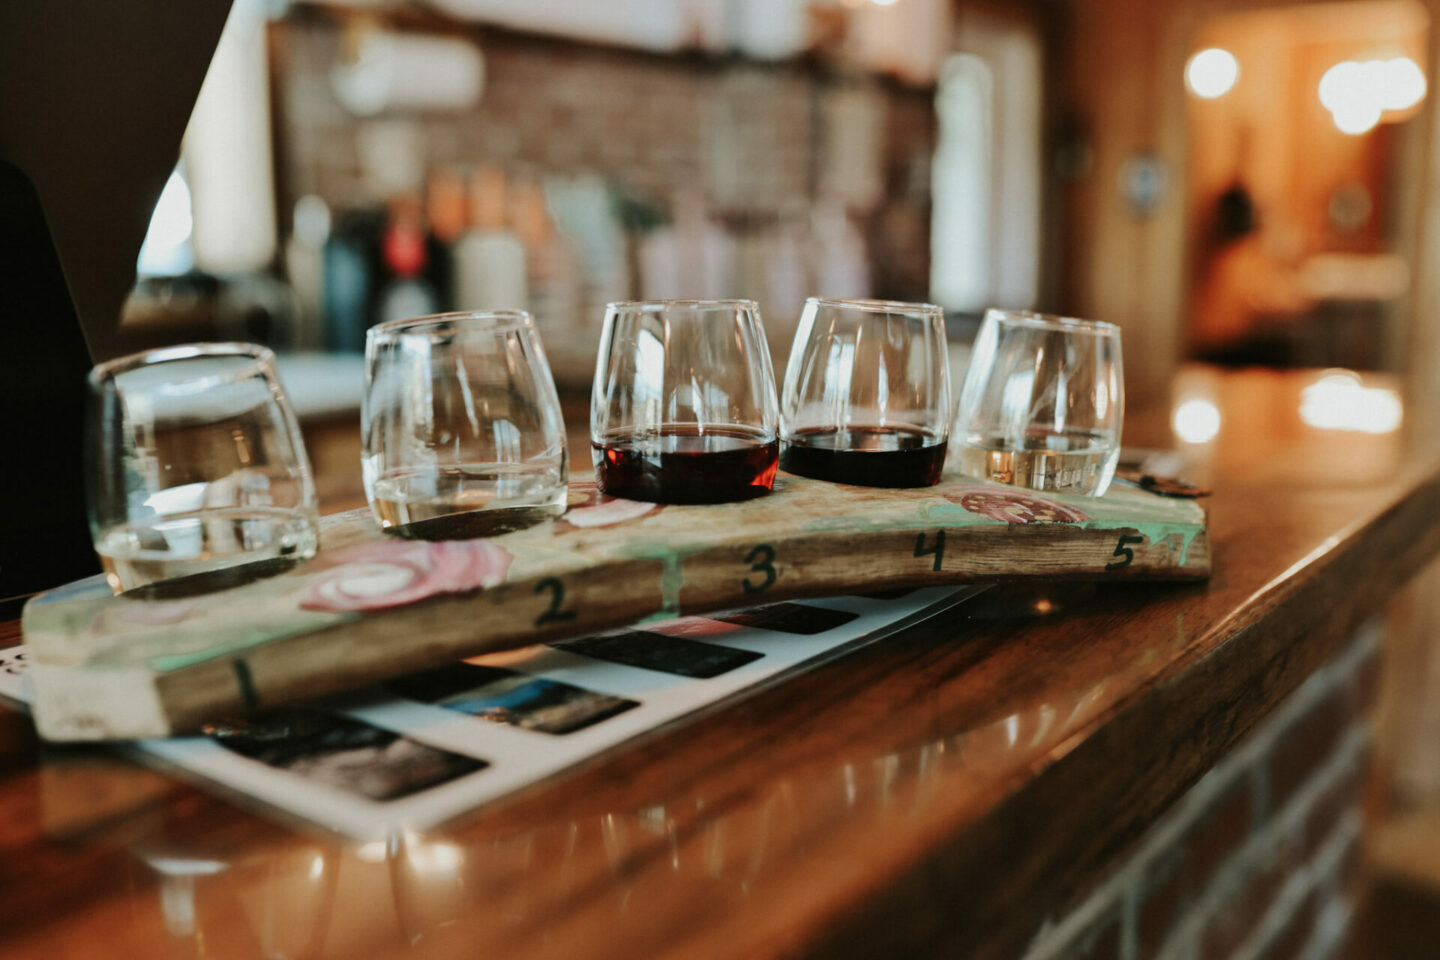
[946,486,1090,525]
[92,597,204,633]
[559,483,660,530]
[301,539,512,613]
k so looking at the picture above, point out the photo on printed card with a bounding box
[0,647,27,676]
[715,602,858,635]
[856,588,918,601]
[388,663,639,735]
[644,616,743,639]
[552,631,763,679]
[208,710,488,802]
[0,647,27,706]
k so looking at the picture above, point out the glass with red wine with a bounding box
[778,298,951,488]
[591,300,780,503]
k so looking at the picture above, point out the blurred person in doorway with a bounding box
[1190,183,1312,366]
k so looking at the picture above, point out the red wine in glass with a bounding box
[780,425,947,487]
[594,424,779,504]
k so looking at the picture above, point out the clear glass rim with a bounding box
[595,421,776,442]
[89,341,275,387]
[984,309,1119,334]
[606,299,759,313]
[806,296,944,316]
[368,309,535,339]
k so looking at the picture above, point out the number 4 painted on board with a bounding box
[914,531,945,572]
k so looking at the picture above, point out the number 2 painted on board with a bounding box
[534,577,577,626]
[743,544,777,594]
[1106,534,1146,570]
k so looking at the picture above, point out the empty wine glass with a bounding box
[953,309,1124,496]
[591,300,779,504]
[363,310,568,539]
[779,297,950,487]
[88,343,319,594]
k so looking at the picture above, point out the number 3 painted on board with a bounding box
[743,544,777,594]
[1106,534,1145,570]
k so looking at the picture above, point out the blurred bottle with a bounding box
[541,174,631,334]
[377,193,439,326]
[511,171,579,336]
[425,166,468,312]
[453,166,528,312]
[766,200,810,323]
[284,194,331,348]
[323,207,384,352]
[638,188,734,300]
[811,194,870,300]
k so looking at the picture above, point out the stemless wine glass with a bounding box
[88,343,319,594]
[779,297,950,487]
[591,300,779,504]
[953,309,1124,496]
[363,310,568,539]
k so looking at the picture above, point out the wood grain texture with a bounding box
[21,474,1206,740]
[0,368,1429,960]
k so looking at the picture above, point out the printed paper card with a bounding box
[0,586,980,839]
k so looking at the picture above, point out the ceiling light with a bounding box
[1173,398,1221,444]
[1320,57,1426,135]
[1332,98,1382,135]
[1379,56,1426,110]
[1186,48,1239,99]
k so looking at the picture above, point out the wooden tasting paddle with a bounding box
[20,474,1207,741]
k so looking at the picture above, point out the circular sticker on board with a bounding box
[946,487,1091,525]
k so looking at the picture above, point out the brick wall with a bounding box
[272,14,935,225]
[267,11,939,331]
[1016,624,1380,960]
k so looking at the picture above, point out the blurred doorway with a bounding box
[1181,0,1428,371]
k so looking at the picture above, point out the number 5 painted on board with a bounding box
[1106,534,1146,570]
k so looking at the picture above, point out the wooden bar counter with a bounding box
[0,367,1434,960]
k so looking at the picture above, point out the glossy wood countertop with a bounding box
[2,367,1437,960]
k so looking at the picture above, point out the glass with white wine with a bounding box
[363,310,568,539]
[953,310,1123,496]
[88,343,319,594]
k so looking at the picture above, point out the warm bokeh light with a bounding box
[1186,48,1240,99]
[356,840,390,863]
[1173,398,1222,444]
[404,837,464,875]
[1332,99,1383,135]
[1319,57,1426,135]
[1318,60,1363,112]
[1379,56,1427,109]
[1299,371,1403,434]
